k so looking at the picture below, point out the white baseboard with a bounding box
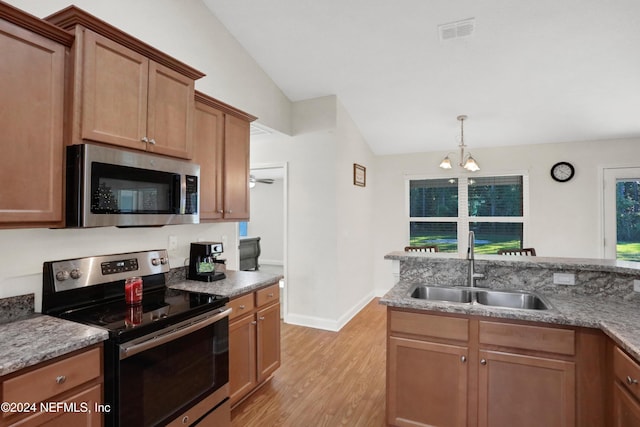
[285,291,376,332]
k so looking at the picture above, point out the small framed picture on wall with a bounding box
[353,163,366,187]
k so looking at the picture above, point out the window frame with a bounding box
[406,171,530,256]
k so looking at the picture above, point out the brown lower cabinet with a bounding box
[386,308,607,427]
[0,344,103,427]
[612,345,640,426]
[228,283,281,407]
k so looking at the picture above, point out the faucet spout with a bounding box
[467,231,484,288]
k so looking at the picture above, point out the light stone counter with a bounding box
[380,252,640,362]
[168,269,283,298]
[0,314,108,377]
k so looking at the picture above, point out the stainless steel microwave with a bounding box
[66,144,199,227]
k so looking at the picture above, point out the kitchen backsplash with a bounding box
[0,294,34,325]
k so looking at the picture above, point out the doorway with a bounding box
[603,167,640,260]
[244,163,288,319]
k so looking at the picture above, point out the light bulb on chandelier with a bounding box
[439,115,480,172]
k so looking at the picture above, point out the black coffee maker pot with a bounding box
[188,242,226,282]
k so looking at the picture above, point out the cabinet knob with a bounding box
[225,210,233,214]
[55,375,66,384]
[218,210,224,214]
[181,415,189,424]
[239,305,246,310]
[627,376,638,385]
[149,138,156,145]
[480,359,487,365]
[141,136,149,143]
[460,356,467,363]
[259,316,265,321]
[267,293,274,298]
[251,320,257,325]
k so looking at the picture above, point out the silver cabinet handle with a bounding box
[141,136,149,143]
[627,376,638,385]
[56,375,66,384]
[480,359,487,365]
[460,356,467,363]
[251,320,257,325]
[259,316,265,321]
[239,304,246,310]
[181,415,189,424]
[225,210,233,214]
[149,138,156,145]
[267,293,274,298]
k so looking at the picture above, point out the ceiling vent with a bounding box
[438,18,476,41]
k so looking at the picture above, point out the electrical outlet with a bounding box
[553,273,576,286]
[634,280,640,293]
[168,235,178,251]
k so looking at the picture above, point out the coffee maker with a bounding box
[187,242,226,282]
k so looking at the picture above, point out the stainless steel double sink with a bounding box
[410,285,551,310]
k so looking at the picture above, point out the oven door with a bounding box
[116,307,230,426]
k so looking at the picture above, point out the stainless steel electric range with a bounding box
[42,249,231,427]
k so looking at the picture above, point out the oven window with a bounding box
[119,318,228,426]
[91,162,180,214]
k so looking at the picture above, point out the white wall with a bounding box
[371,137,640,294]
[246,179,284,264]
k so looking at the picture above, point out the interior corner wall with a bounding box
[371,137,640,295]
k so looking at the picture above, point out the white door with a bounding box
[603,167,640,260]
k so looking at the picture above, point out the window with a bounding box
[408,174,528,255]
[603,168,640,261]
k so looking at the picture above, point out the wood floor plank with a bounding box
[231,298,387,427]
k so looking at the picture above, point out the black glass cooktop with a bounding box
[59,288,228,342]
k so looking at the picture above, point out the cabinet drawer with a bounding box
[479,321,575,356]
[614,346,640,401]
[389,310,469,342]
[256,284,280,308]
[2,347,101,408]
[228,293,255,321]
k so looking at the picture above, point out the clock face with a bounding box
[551,162,575,182]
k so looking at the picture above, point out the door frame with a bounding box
[601,166,640,259]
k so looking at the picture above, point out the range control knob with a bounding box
[160,257,168,265]
[70,269,83,280]
[151,258,160,266]
[55,270,70,281]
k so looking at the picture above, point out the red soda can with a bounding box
[125,277,143,304]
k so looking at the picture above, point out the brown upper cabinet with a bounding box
[0,3,74,227]
[46,6,205,160]
[194,91,256,221]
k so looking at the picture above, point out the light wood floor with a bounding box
[231,298,387,427]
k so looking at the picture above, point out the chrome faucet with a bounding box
[467,231,485,287]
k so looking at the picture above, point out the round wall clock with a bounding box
[550,162,575,182]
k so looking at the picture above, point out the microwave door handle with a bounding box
[119,307,232,360]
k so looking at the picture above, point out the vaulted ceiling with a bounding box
[203,0,640,155]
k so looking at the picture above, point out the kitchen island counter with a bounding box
[381,252,640,362]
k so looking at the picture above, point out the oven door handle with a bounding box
[119,307,232,360]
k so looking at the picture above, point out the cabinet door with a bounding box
[10,383,102,427]
[613,382,640,427]
[147,61,195,159]
[256,303,281,383]
[222,115,250,220]
[0,19,65,225]
[388,337,468,427]
[81,29,148,150]
[229,314,257,406]
[478,350,575,427]
[193,101,224,220]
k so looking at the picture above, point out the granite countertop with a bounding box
[380,281,640,363]
[168,269,283,298]
[0,314,108,377]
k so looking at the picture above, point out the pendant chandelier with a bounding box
[439,115,480,172]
